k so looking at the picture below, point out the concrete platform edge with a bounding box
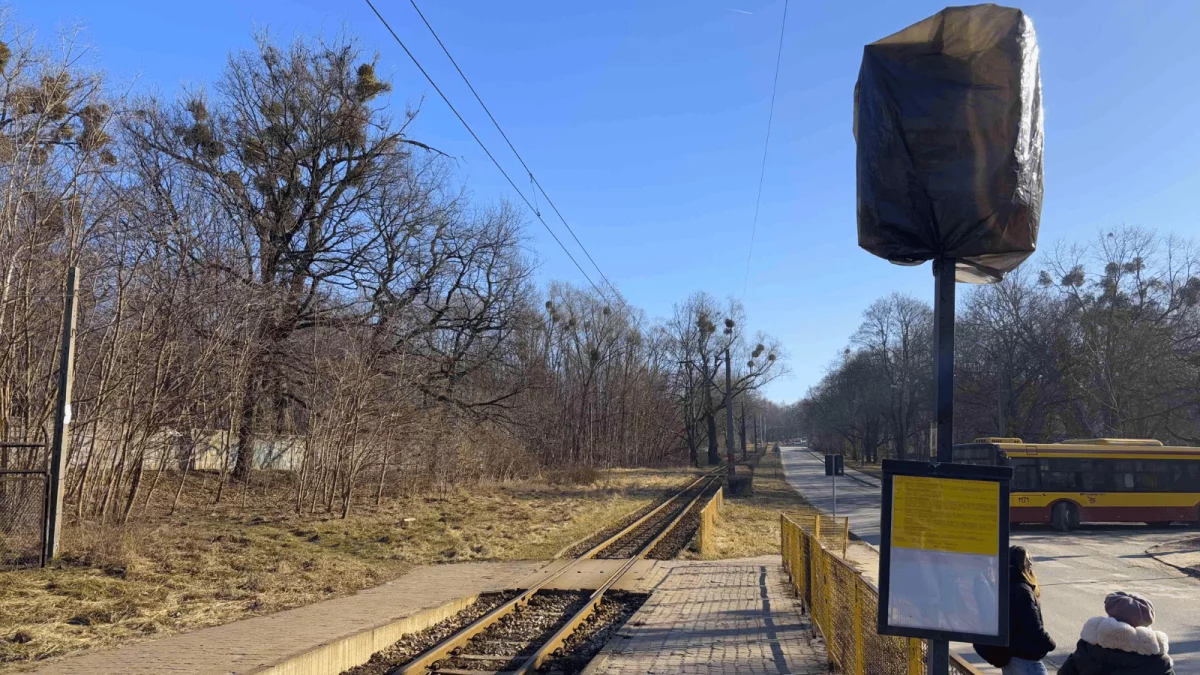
[246,594,479,675]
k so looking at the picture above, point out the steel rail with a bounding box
[509,476,720,674]
[394,471,718,675]
[581,469,719,560]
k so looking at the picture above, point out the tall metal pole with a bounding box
[832,471,837,517]
[740,400,747,460]
[928,257,956,675]
[45,266,79,561]
[725,344,735,477]
[933,258,956,465]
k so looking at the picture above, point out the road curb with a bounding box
[1146,536,1200,579]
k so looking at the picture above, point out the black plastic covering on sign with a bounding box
[854,4,1044,283]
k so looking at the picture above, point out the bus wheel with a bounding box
[1051,503,1077,532]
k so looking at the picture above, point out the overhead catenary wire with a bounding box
[741,0,789,299]
[405,0,626,310]
[363,0,610,303]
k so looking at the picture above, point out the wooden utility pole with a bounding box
[45,266,79,561]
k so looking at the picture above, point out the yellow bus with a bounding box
[953,438,1200,531]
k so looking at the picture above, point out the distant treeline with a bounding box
[797,228,1200,460]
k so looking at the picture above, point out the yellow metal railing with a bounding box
[780,515,985,675]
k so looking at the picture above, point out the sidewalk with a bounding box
[20,560,545,675]
[584,556,827,675]
[781,448,883,546]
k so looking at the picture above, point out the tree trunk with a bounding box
[233,374,257,481]
[686,424,698,467]
[893,416,907,461]
[739,409,747,460]
[120,452,145,525]
[705,411,719,465]
[169,459,191,517]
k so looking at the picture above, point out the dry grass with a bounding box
[683,452,880,585]
[845,459,883,480]
[0,466,697,669]
[683,452,820,560]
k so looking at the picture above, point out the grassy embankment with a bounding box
[685,451,820,559]
[2,452,884,669]
[845,459,883,480]
[688,451,880,582]
[0,467,694,669]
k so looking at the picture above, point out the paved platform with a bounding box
[513,558,666,591]
[584,555,828,675]
[20,560,546,675]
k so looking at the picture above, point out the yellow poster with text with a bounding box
[892,476,999,556]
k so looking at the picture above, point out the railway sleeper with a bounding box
[378,475,717,675]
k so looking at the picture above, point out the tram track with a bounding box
[380,470,724,675]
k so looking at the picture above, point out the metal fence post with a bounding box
[814,513,822,540]
[780,515,789,578]
[819,546,829,634]
[842,517,850,558]
[852,579,865,675]
[909,638,925,675]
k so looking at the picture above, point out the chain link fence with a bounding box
[781,514,983,675]
[1,471,47,568]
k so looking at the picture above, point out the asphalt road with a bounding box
[781,446,1200,673]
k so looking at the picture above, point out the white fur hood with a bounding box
[1081,616,1170,657]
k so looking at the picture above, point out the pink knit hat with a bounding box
[1104,591,1154,628]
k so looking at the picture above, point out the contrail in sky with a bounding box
[727,8,754,15]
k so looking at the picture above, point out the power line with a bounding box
[742,0,789,299]
[363,0,609,301]
[405,0,626,309]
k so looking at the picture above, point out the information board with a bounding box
[878,461,1012,645]
[892,476,998,555]
[824,454,844,476]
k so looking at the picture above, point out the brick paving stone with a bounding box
[585,555,828,675]
[20,560,545,675]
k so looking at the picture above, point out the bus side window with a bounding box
[1080,471,1110,491]
[1135,464,1168,492]
[1011,458,1038,490]
[1169,460,1200,492]
[1040,458,1080,491]
[1184,462,1200,491]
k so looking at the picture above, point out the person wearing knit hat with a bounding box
[1104,592,1154,628]
[1058,591,1174,675]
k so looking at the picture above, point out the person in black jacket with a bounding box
[1057,591,1174,675]
[1003,545,1056,674]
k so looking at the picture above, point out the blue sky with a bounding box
[24,1,1200,402]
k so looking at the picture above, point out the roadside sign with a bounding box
[824,454,844,476]
[824,454,844,516]
[877,460,1013,646]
